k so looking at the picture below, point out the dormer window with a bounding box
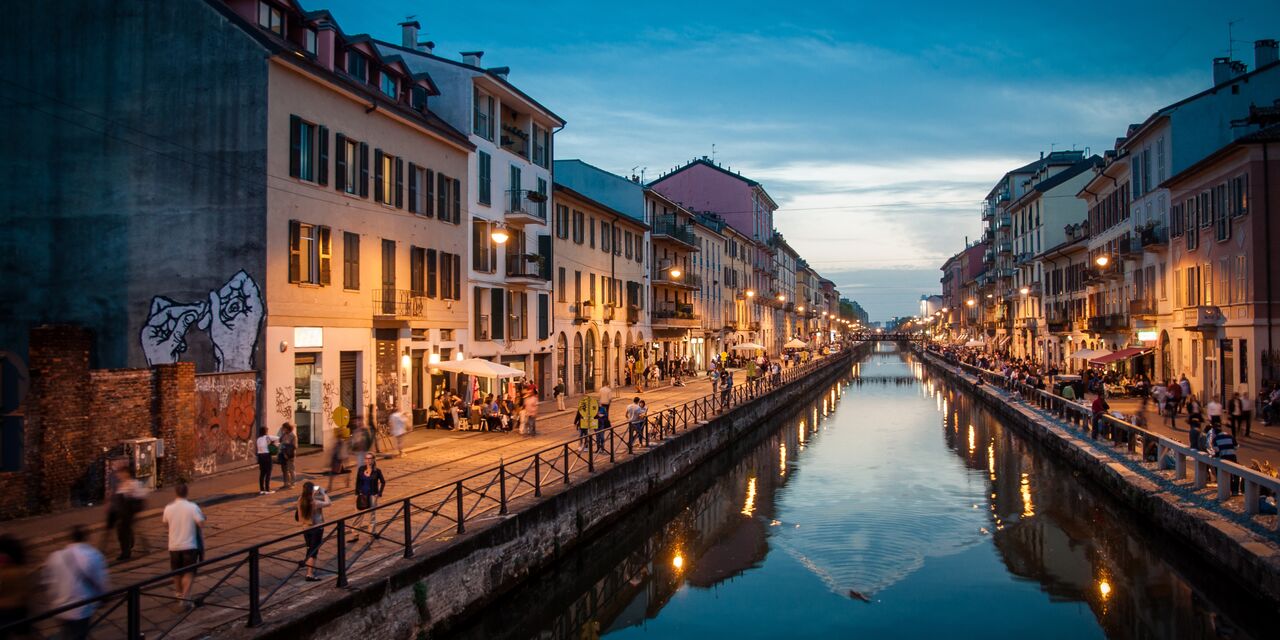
[257,1,284,36]
[380,72,398,99]
[346,51,367,83]
[304,28,317,54]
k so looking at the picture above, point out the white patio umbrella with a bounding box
[1068,349,1097,360]
[964,339,984,348]
[731,342,767,351]
[784,338,808,349]
[431,358,526,378]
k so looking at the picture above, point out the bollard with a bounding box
[498,462,508,515]
[337,521,348,587]
[1175,452,1187,480]
[403,498,413,558]
[247,547,262,626]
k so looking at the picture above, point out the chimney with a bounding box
[399,20,419,50]
[1213,57,1247,85]
[1257,39,1279,68]
[488,66,510,80]
[461,51,484,67]
[420,40,435,54]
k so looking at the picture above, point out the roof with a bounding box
[553,183,650,231]
[1161,122,1280,189]
[1007,156,1101,210]
[374,40,566,126]
[986,151,1088,200]
[651,157,759,187]
[1122,59,1280,148]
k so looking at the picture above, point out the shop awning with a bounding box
[1090,347,1150,366]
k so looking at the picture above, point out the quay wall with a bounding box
[232,344,867,639]
[918,350,1280,605]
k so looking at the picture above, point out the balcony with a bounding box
[982,202,996,221]
[651,219,698,250]
[1014,251,1033,265]
[1129,298,1156,318]
[749,320,761,331]
[499,123,529,158]
[997,214,1012,229]
[653,270,700,290]
[627,305,640,325]
[999,267,1017,279]
[1120,235,1142,259]
[983,250,995,264]
[603,305,616,322]
[505,253,547,284]
[572,302,593,324]
[652,303,700,328]
[1179,305,1223,330]
[1045,315,1070,333]
[504,189,547,225]
[1139,223,1169,252]
[373,288,428,320]
[997,241,1013,254]
[1087,314,1129,333]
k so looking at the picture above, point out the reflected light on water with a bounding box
[987,443,995,479]
[968,425,976,453]
[1020,473,1034,518]
[798,421,807,447]
[779,443,787,477]
[742,477,758,517]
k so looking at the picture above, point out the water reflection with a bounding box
[439,346,1266,640]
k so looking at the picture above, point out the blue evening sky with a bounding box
[318,0,1280,321]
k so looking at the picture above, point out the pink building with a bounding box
[649,158,775,245]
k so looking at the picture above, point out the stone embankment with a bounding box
[919,350,1280,605]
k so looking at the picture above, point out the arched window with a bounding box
[601,332,611,388]
[584,330,597,392]
[572,333,584,394]
[556,332,568,390]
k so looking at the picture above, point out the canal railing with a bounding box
[2,345,859,639]
[925,349,1280,533]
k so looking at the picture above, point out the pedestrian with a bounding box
[1178,375,1191,410]
[389,405,407,456]
[105,465,147,561]
[1090,391,1110,440]
[295,482,331,582]
[1206,397,1223,428]
[351,453,386,543]
[554,378,566,411]
[326,434,351,491]
[720,369,734,409]
[594,403,610,451]
[574,394,598,451]
[277,422,298,489]
[255,426,279,495]
[0,534,36,635]
[1166,380,1181,427]
[522,387,539,436]
[42,526,107,639]
[599,383,613,418]
[625,396,645,449]
[162,483,205,609]
[634,359,646,393]
[350,416,372,461]
[1211,426,1241,495]
[1240,391,1253,437]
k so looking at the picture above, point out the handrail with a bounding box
[923,347,1280,532]
[2,345,859,638]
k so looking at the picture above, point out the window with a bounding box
[437,174,461,223]
[574,270,582,303]
[1159,262,1167,299]
[1233,173,1249,217]
[381,239,396,292]
[601,221,611,253]
[589,217,595,248]
[1240,339,1249,384]
[426,249,438,298]
[555,204,569,239]
[410,246,425,295]
[473,89,494,140]
[1236,255,1247,304]
[374,150,401,207]
[472,219,496,272]
[478,151,492,205]
[346,51,368,83]
[304,28,317,54]
[439,252,462,299]
[558,267,566,302]
[289,221,331,285]
[624,231,633,259]
[1156,137,1166,183]
[1215,183,1230,241]
[288,116,327,185]
[409,164,432,215]
[1203,262,1213,305]
[532,124,548,167]
[258,1,284,35]
[572,210,584,244]
[536,177,547,219]
[380,72,398,99]
[1219,257,1230,305]
[343,232,359,290]
[508,165,522,212]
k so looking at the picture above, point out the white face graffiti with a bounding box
[140,270,263,371]
[140,297,208,366]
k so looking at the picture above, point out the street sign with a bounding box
[332,405,350,428]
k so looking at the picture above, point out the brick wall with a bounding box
[0,325,199,521]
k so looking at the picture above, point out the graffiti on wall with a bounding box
[274,386,293,422]
[141,270,263,372]
[193,372,259,477]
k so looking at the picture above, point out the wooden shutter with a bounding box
[374,149,384,203]
[334,133,347,192]
[288,115,301,178]
[452,178,461,223]
[426,249,438,298]
[395,158,404,208]
[288,220,301,283]
[318,226,332,285]
[359,142,369,198]
[424,169,435,217]
[407,162,418,213]
[437,173,448,220]
[317,126,329,186]
[538,294,549,340]
[491,288,505,340]
[453,254,461,299]
[538,234,552,280]
[440,252,451,299]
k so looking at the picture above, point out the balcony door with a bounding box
[381,239,396,315]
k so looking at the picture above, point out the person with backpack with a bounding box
[295,482,331,582]
[574,394,599,451]
[42,526,107,638]
[350,453,386,543]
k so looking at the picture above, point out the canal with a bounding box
[441,344,1269,639]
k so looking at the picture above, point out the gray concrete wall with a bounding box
[215,346,865,639]
[0,0,269,370]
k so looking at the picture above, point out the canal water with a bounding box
[442,344,1268,640]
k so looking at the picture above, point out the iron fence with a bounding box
[2,346,856,639]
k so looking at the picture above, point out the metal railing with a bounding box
[2,347,857,639]
[372,288,428,319]
[926,349,1280,534]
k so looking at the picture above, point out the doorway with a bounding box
[294,354,319,445]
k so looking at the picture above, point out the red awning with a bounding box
[1090,347,1150,365]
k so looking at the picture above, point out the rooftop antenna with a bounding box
[1049,142,1058,152]
[1228,19,1243,58]
[711,143,717,163]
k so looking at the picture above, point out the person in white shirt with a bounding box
[624,397,645,448]
[255,426,279,494]
[1205,398,1223,427]
[43,526,108,639]
[599,384,613,417]
[162,483,206,607]
[388,407,408,456]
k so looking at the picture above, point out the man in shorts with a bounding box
[162,483,205,609]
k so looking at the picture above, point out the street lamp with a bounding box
[966,299,976,307]
[490,224,510,244]
[746,289,756,298]
[777,294,786,302]
[1094,255,1109,267]
[1019,286,1030,295]
[669,267,682,278]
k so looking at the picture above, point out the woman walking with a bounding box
[295,482,331,582]
[351,453,386,542]
[277,423,298,490]
[255,426,279,495]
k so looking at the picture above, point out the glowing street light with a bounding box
[966,299,976,306]
[1019,286,1030,295]
[669,267,682,278]
[746,289,756,298]
[1095,255,1109,267]
[490,224,510,244]
[777,294,786,302]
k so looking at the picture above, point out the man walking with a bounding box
[522,387,539,436]
[388,405,408,456]
[163,483,205,608]
[625,396,644,449]
[106,465,148,561]
[1211,426,1241,495]
[43,526,108,640]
